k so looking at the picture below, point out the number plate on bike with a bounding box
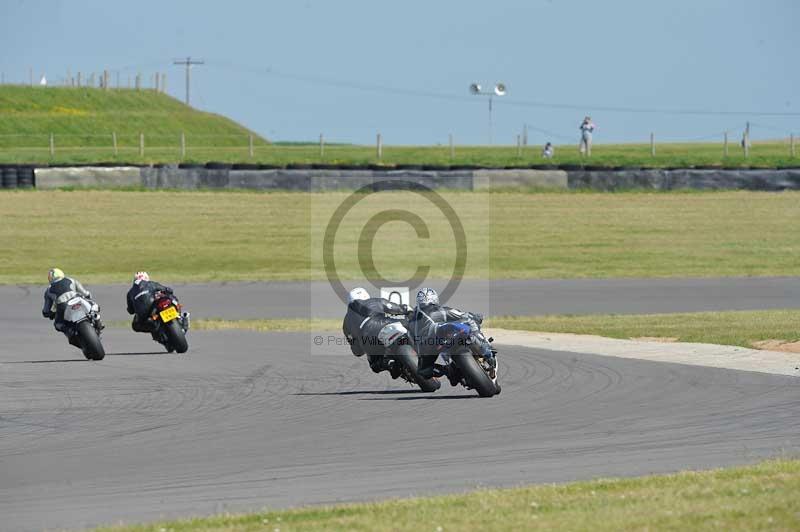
[159,306,179,323]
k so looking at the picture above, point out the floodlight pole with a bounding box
[471,82,505,145]
[173,56,204,106]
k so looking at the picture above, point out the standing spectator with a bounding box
[579,116,596,156]
[542,142,554,159]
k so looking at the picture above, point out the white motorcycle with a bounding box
[61,296,105,360]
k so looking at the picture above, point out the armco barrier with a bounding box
[12,166,800,191]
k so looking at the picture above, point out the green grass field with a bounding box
[1,87,798,167]
[95,459,800,531]
[1,190,798,284]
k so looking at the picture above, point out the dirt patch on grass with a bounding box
[751,340,800,353]
[631,336,679,343]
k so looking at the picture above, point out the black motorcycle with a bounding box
[147,290,190,353]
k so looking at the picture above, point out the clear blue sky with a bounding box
[1,0,797,145]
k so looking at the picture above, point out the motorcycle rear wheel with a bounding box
[165,320,189,353]
[78,321,105,361]
[394,344,440,392]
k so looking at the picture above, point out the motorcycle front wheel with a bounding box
[451,353,497,397]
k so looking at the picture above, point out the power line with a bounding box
[205,60,800,118]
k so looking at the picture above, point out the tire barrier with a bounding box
[1,166,18,189]
[17,166,34,188]
[6,165,800,191]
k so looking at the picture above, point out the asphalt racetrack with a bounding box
[1,281,799,531]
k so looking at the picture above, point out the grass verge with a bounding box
[492,309,800,349]
[95,458,800,531]
[187,309,800,351]
[2,190,799,284]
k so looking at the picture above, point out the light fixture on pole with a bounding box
[470,82,506,145]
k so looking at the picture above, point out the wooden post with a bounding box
[112,132,118,156]
[791,133,796,158]
[135,73,141,91]
[77,72,82,87]
[516,134,521,157]
[154,73,159,92]
[103,70,109,90]
[181,132,186,158]
[376,133,382,161]
[49,133,54,157]
[139,133,144,157]
[116,71,120,89]
[248,134,254,158]
[160,73,166,93]
[650,132,655,157]
[449,133,454,160]
[724,132,728,157]
[319,133,325,158]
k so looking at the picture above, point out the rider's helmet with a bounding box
[133,271,150,284]
[348,287,370,303]
[48,268,65,284]
[416,287,439,307]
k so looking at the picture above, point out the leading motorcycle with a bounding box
[61,295,105,360]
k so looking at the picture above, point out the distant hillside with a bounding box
[0,86,268,152]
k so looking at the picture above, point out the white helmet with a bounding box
[134,271,150,284]
[416,287,439,307]
[348,287,370,303]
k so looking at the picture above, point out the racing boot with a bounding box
[417,354,438,379]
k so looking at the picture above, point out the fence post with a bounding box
[103,70,109,90]
[319,133,325,158]
[376,133,382,161]
[516,134,521,157]
[724,132,728,157]
[181,132,186,158]
[791,133,796,158]
[650,132,655,157]
[135,73,141,91]
[49,133,54,157]
[112,131,118,156]
[449,133,454,160]
[77,72,82,87]
[161,73,166,93]
[139,133,144,157]
[248,134,254,158]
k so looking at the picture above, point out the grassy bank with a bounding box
[0,86,267,159]
[96,459,800,531]
[1,190,798,284]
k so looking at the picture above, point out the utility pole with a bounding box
[173,56,204,106]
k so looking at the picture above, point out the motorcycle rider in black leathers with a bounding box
[408,287,494,380]
[342,287,410,379]
[42,268,103,345]
[126,271,185,333]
